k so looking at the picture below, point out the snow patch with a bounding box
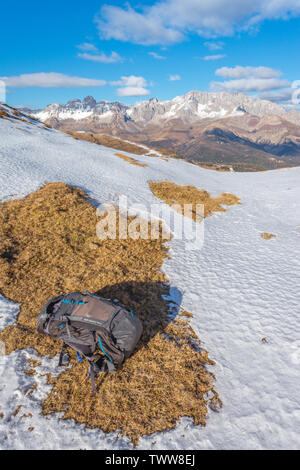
[0,115,300,449]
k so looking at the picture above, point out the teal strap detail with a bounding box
[98,338,112,362]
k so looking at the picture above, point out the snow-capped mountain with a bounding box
[31,91,298,126]
[18,93,300,170]
[126,91,290,124]
[35,96,129,122]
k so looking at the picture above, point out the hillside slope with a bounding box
[26,91,300,170]
[0,112,300,449]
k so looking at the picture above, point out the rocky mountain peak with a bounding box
[31,91,300,129]
[82,96,97,108]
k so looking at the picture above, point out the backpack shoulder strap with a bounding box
[58,343,68,367]
[105,360,116,373]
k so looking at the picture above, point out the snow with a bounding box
[0,115,300,449]
[35,109,115,123]
[95,110,113,120]
[35,110,94,122]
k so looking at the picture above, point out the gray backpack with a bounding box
[37,290,143,391]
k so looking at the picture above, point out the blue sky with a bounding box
[1,0,300,108]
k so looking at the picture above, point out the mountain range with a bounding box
[24,91,300,171]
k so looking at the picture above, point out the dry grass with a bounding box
[64,131,148,156]
[149,181,241,220]
[0,106,33,123]
[192,162,232,172]
[0,182,221,445]
[155,148,180,159]
[21,413,33,419]
[115,153,148,167]
[11,109,20,117]
[13,406,22,416]
[145,152,169,162]
[147,145,183,162]
[0,110,10,119]
[261,232,276,240]
[63,131,180,162]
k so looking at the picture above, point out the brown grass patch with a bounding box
[152,147,181,159]
[11,109,20,117]
[27,358,42,368]
[145,152,169,162]
[114,153,148,167]
[0,106,34,124]
[261,232,276,240]
[21,413,33,419]
[64,131,148,156]
[64,131,177,162]
[0,182,221,445]
[24,369,36,376]
[13,406,22,417]
[192,162,232,172]
[145,147,181,161]
[0,109,10,119]
[149,181,241,220]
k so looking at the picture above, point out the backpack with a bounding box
[37,290,143,391]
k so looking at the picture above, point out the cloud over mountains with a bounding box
[211,66,291,93]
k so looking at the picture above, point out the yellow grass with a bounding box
[193,162,232,172]
[115,153,148,167]
[0,182,221,445]
[64,131,148,156]
[63,131,182,163]
[145,152,169,162]
[0,107,32,124]
[261,232,276,240]
[0,110,9,119]
[149,181,241,220]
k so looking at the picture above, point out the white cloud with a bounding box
[169,74,181,81]
[204,41,224,51]
[216,65,282,79]
[111,75,151,97]
[117,86,150,97]
[111,76,148,87]
[259,88,300,110]
[78,51,123,63]
[0,73,107,88]
[149,52,166,60]
[96,5,183,45]
[259,88,294,103]
[212,65,290,93]
[204,54,226,61]
[211,77,290,92]
[96,1,300,45]
[76,43,98,52]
